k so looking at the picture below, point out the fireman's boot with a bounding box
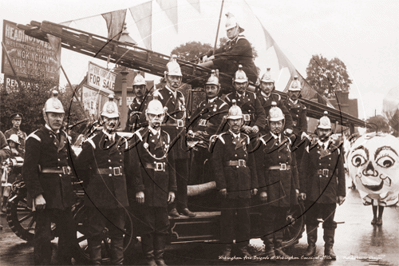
[88,237,103,265]
[154,234,167,266]
[324,228,336,260]
[111,236,124,265]
[304,224,318,257]
[274,231,289,259]
[141,234,157,266]
[262,233,276,260]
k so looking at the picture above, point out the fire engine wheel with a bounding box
[6,193,56,242]
[281,202,306,247]
[71,203,136,264]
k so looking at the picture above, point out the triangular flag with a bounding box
[102,9,127,41]
[186,0,200,13]
[156,0,178,32]
[129,1,152,50]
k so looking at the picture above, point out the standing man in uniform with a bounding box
[284,76,309,169]
[128,96,176,266]
[5,113,27,153]
[224,65,266,139]
[187,70,229,184]
[300,112,346,260]
[200,13,258,93]
[22,91,76,265]
[256,68,293,135]
[75,95,129,265]
[144,55,195,217]
[211,101,258,259]
[255,102,304,259]
[126,72,148,132]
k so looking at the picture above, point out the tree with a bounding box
[170,41,213,63]
[306,55,352,98]
[385,108,399,137]
[365,115,390,133]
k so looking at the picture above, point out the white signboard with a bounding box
[87,62,116,92]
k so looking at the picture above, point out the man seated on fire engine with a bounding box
[200,13,258,94]
[210,101,258,260]
[256,68,293,135]
[187,70,229,184]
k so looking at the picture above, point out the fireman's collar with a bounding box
[102,129,116,141]
[148,126,160,138]
[229,130,241,139]
[236,91,246,98]
[45,124,60,134]
[318,139,330,149]
[289,98,298,105]
[207,96,218,103]
[270,132,281,143]
[165,85,177,99]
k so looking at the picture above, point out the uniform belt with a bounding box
[269,164,291,171]
[226,159,246,167]
[96,167,123,176]
[198,119,208,127]
[41,166,72,175]
[317,169,330,176]
[163,119,185,127]
[144,162,166,172]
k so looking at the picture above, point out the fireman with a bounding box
[284,76,309,164]
[187,70,229,184]
[299,112,346,260]
[224,65,266,139]
[126,72,148,132]
[75,94,129,265]
[256,68,293,135]
[200,13,258,93]
[142,55,195,217]
[254,102,304,259]
[22,91,76,265]
[128,96,176,266]
[211,100,258,260]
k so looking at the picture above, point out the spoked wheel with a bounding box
[71,203,136,264]
[5,181,56,241]
[281,202,306,247]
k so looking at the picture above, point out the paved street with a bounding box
[1,179,398,266]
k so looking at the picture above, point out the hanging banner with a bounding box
[1,20,60,82]
[87,62,116,92]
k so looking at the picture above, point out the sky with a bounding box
[1,0,398,120]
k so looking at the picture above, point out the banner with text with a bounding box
[2,20,60,82]
[87,62,116,92]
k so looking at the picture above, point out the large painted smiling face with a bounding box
[347,133,399,205]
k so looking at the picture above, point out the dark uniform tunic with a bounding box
[254,132,299,244]
[126,96,147,132]
[224,91,267,137]
[143,86,189,210]
[128,127,177,234]
[5,127,27,152]
[188,96,229,184]
[76,130,129,239]
[22,125,75,265]
[212,131,258,245]
[299,138,346,229]
[206,34,258,89]
[256,91,293,135]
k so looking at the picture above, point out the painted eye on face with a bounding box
[376,155,395,168]
[352,154,367,167]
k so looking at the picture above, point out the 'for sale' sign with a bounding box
[87,62,116,92]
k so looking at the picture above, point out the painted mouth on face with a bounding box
[362,180,384,192]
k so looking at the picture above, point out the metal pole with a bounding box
[213,0,225,55]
